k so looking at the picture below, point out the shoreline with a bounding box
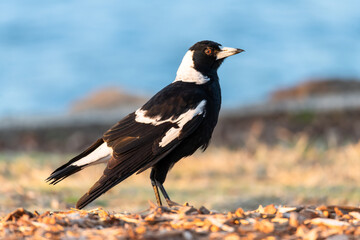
[1,94,360,152]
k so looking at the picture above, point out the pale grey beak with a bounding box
[216,47,244,60]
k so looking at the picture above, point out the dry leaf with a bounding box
[1,204,359,239]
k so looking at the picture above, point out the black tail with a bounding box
[76,170,134,209]
[46,138,104,185]
[75,136,177,209]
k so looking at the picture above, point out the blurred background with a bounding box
[0,0,360,213]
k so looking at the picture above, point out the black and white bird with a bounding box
[46,40,243,209]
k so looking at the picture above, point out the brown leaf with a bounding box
[3,208,35,222]
[255,220,274,234]
[264,204,277,215]
[199,206,210,215]
[235,208,245,218]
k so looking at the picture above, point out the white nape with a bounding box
[159,100,206,147]
[173,50,210,84]
[71,143,112,167]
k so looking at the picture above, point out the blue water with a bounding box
[1,0,360,116]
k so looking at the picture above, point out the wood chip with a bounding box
[277,206,298,213]
[3,208,35,222]
[349,211,360,220]
[1,204,359,238]
[263,204,277,214]
[307,218,350,227]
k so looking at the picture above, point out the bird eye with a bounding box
[204,48,212,55]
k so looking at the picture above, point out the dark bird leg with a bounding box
[156,181,179,207]
[150,163,180,207]
[150,169,162,205]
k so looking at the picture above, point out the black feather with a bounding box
[46,40,241,209]
[75,95,208,208]
[46,138,104,184]
[46,165,83,185]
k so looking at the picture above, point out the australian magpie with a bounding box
[46,40,244,209]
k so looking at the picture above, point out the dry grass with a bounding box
[1,135,360,213]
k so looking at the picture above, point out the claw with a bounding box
[166,199,181,207]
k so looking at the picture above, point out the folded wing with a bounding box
[76,84,207,208]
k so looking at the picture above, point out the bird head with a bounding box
[175,40,244,84]
[191,40,244,73]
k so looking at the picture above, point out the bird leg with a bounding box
[150,167,179,206]
[151,180,162,206]
[156,181,180,207]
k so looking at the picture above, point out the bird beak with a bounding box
[216,47,244,60]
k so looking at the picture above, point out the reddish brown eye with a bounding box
[204,48,212,55]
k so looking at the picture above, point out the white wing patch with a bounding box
[71,143,113,167]
[159,100,206,147]
[135,109,170,126]
[173,50,210,84]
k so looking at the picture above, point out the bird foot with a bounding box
[148,200,159,209]
[166,199,181,207]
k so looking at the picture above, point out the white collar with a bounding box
[173,50,210,84]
